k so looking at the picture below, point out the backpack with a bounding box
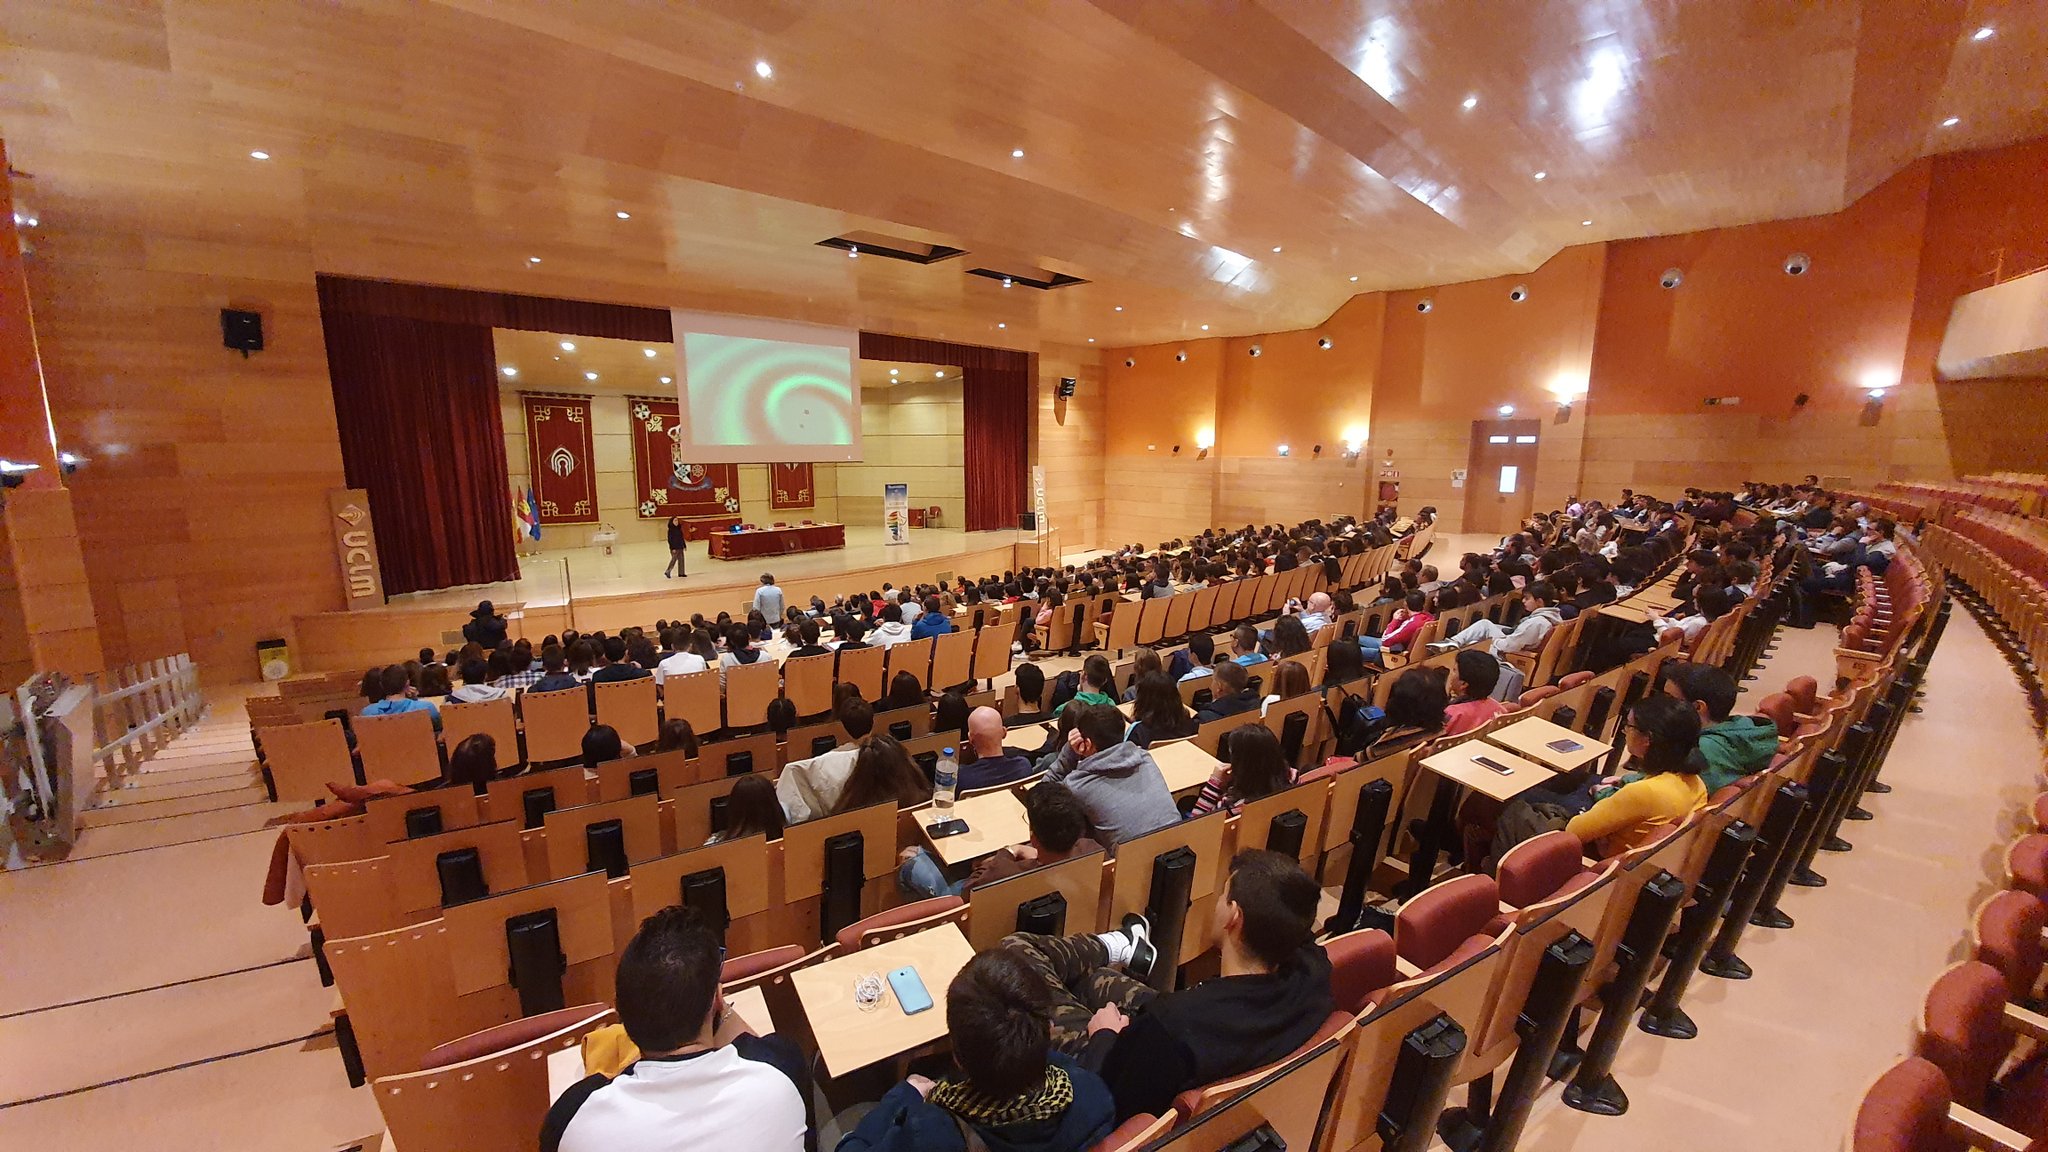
[1049,669,1082,713]
[1330,692,1387,757]
[1166,649,1195,681]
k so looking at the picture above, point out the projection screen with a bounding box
[669,309,862,464]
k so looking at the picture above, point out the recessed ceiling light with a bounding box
[1271,246,1283,253]
[643,348,657,357]
[501,366,518,377]
[659,376,672,384]
[754,59,774,78]
[1113,306,1123,312]
[616,211,631,220]
[528,256,541,264]
[1349,276,1359,282]
[584,371,599,381]
[1972,26,1994,40]
[935,371,946,378]
[1002,277,1013,288]
[1462,94,1478,110]
[1533,171,1547,180]
[997,322,1007,329]
[1087,338,1095,343]
[1200,324,1210,331]
[249,150,270,161]
[1942,116,1961,127]
[889,369,899,376]
[560,341,576,351]
[1498,404,1515,416]
[1581,220,1593,226]
[1011,148,1025,158]
[847,246,859,259]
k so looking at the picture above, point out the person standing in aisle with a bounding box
[666,516,689,579]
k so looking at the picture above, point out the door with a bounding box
[1462,419,1540,537]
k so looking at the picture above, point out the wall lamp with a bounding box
[0,459,42,489]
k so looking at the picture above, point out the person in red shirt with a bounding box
[1442,649,1510,735]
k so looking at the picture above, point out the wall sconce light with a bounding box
[58,451,85,475]
[1277,444,1290,457]
[0,458,41,488]
[1195,428,1214,459]
[1340,425,1367,460]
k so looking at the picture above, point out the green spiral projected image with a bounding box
[683,333,854,447]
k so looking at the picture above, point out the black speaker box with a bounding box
[221,308,264,356]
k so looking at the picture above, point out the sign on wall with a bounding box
[884,483,910,545]
[1031,464,1048,533]
[522,393,598,525]
[328,487,386,610]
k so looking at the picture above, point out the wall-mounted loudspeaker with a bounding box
[221,309,264,357]
[1056,376,1078,399]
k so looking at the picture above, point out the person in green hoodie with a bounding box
[1052,655,1119,717]
[1663,662,1782,794]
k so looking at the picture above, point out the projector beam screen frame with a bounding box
[669,309,862,464]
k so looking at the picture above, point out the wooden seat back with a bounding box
[835,643,888,701]
[782,652,836,717]
[303,855,405,938]
[886,636,936,690]
[930,628,976,690]
[373,1006,617,1152]
[353,709,441,784]
[441,697,521,769]
[722,659,782,730]
[662,669,723,735]
[519,687,591,765]
[263,718,358,802]
[971,622,1013,685]
[593,676,659,747]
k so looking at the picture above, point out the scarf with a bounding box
[930,1063,1074,1127]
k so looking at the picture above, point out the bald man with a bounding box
[957,706,1038,792]
[1264,590,1334,647]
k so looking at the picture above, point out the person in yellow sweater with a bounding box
[1566,695,1709,858]
[1488,694,1708,864]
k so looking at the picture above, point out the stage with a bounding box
[291,527,1064,673]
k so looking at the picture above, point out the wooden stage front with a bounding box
[290,527,1058,674]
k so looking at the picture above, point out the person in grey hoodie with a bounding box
[1431,582,1567,657]
[1044,704,1182,850]
[870,602,915,648]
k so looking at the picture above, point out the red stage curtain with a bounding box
[324,310,520,596]
[770,463,815,510]
[315,274,671,342]
[859,333,1031,532]
[627,395,741,537]
[522,394,598,524]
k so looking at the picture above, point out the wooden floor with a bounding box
[2,556,2038,1149]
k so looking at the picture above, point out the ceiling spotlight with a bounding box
[1277,444,1290,457]
[659,376,672,384]
[997,322,1007,329]
[754,59,774,78]
[1972,26,1994,40]
[1580,220,1593,226]
[889,368,899,376]
[1248,344,1262,357]
[527,257,541,264]
[1508,284,1528,302]
[1113,305,1123,312]
[935,371,946,378]
[1461,94,1478,110]
[584,371,599,381]
[501,366,518,377]
[1533,171,1547,180]
[1087,338,1095,343]
[1175,350,1188,362]
[1867,387,1888,400]
[1199,324,1210,331]
[1271,246,1283,253]
[560,341,576,351]
[1011,148,1025,158]
[1942,116,1960,128]
[847,245,859,258]
[1001,277,1013,287]
[616,210,631,219]
[1349,276,1359,282]
[249,150,271,161]
[1498,404,1515,417]
[640,348,656,358]
[1317,337,1333,350]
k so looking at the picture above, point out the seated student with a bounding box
[1663,662,1780,794]
[592,636,653,684]
[898,779,1105,899]
[1044,704,1180,849]
[885,671,927,712]
[363,664,441,729]
[838,949,1116,1152]
[1428,581,1566,657]
[1119,648,1165,703]
[871,603,915,647]
[1573,555,1619,610]
[1008,663,1054,728]
[1192,660,1261,723]
[528,645,580,694]
[705,775,784,846]
[1360,591,1433,667]
[1229,623,1269,668]
[1654,584,1728,648]
[448,656,506,703]
[787,619,831,660]
[1441,650,1509,735]
[542,907,810,1152]
[833,733,930,814]
[1321,638,1367,689]
[1491,695,1707,861]
[1361,666,1449,760]
[998,850,1335,1123]
[1176,632,1217,683]
[958,707,1037,791]
[1053,655,1118,718]
[582,724,633,772]
[1188,724,1296,817]
[775,695,876,823]
[1125,672,1197,749]
[1792,517,1897,627]
[911,596,957,641]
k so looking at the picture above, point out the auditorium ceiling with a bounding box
[3,1,2043,347]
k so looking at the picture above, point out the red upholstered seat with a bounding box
[1852,1057,1965,1152]
[1974,890,2046,1004]
[1557,671,1595,690]
[1915,961,2013,1112]
[1515,685,1560,708]
[2034,793,2048,833]
[2012,836,2048,903]
[1325,928,1397,1013]
[1785,676,1819,716]
[1754,692,1798,738]
[1395,874,1499,971]
[1089,1114,1166,1152]
[1496,830,1597,909]
[420,1003,611,1070]
[836,894,965,953]
[1168,1010,1353,1121]
[721,944,807,985]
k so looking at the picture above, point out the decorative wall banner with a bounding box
[884,483,910,545]
[769,462,815,511]
[629,396,741,535]
[327,487,387,609]
[522,393,597,525]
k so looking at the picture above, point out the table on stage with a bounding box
[706,522,848,560]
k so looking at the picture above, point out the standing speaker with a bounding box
[221,309,264,356]
[1056,376,1078,399]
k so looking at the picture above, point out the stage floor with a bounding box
[386,526,1044,611]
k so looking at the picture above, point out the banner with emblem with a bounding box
[522,393,598,525]
[628,396,742,536]
[769,462,815,511]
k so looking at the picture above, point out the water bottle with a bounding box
[933,747,958,813]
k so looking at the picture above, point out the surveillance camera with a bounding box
[1175,350,1187,362]
[1784,253,1810,276]
[1416,298,1433,313]
[1317,337,1333,350]
[1248,344,1262,357]
[1123,358,1135,368]
[1659,268,1683,289]
[1508,285,1528,302]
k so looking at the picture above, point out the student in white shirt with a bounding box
[541,907,809,1152]
[1654,585,1730,647]
[654,629,714,686]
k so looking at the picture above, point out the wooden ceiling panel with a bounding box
[1,0,2044,348]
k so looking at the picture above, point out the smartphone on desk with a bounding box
[926,817,970,839]
[1546,738,1584,753]
[888,967,934,1015]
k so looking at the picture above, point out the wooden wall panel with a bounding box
[838,380,963,527]
[1102,455,1216,547]
[1037,344,1104,552]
